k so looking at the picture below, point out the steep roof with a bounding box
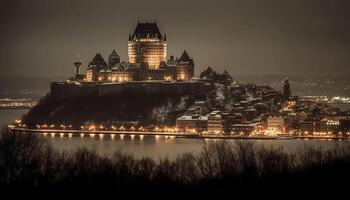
[111,63,124,71]
[222,70,233,80]
[200,67,217,79]
[131,22,163,40]
[89,53,107,66]
[178,51,191,62]
[110,49,119,57]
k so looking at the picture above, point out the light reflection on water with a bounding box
[48,135,205,159]
[1,109,350,159]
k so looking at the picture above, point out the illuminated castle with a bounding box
[83,21,194,82]
[128,21,167,70]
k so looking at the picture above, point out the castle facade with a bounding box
[82,21,194,83]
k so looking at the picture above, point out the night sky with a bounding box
[1,0,349,78]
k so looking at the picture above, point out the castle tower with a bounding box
[86,53,107,82]
[176,50,194,80]
[128,21,167,70]
[108,49,120,68]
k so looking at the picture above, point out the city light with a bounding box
[89,125,96,131]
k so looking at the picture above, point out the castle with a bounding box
[52,20,232,100]
[81,21,194,83]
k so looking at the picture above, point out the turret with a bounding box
[176,51,195,81]
[108,50,120,67]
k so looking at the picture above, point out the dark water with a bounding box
[1,109,349,159]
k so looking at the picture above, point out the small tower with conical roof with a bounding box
[176,50,194,80]
[108,50,120,68]
[85,53,107,82]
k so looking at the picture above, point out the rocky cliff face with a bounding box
[22,92,205,128]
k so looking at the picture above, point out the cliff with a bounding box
[22,81,212,128]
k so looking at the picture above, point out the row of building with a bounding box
[176,109,265,135]
[175,78,350,135]
[176,109,350,135]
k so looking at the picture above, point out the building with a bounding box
[108,49,120,67]
[245,108,257,121]
[199,67,233,85]
[185,101,208,116]
[176,115,208,133]
[208,111,223,134]
[128,21,167,70]
[299,120,326,134]
[267,116,286,133]
[175,51,194,81]
[322,118,341,133]
[231,122,264,135]
[254,103,268,116]
[83,21,195,82]
[86,53,107,82]
[221,112,243,133]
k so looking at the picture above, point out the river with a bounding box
[1,109,349,159]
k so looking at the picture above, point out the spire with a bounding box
[111,49,117,55]
[164,33,167,41]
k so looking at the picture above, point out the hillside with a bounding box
[22,92,204,128]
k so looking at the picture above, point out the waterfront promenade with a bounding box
[8,126,349,140]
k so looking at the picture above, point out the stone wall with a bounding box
[50,81,213,99]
